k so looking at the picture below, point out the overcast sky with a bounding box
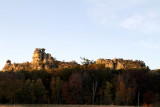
[0,0,160,70]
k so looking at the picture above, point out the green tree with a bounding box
[35,79,48,103]
[22,79,36,104]
[104,81,113,104]
[80,57,94,66]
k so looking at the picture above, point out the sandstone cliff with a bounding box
[2,48,78,72]
[2,48,147,72]
[96,58,146,70]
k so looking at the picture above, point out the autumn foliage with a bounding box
[0,62,159,106]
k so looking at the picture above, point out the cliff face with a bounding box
[96,58,146,70]
[2,48,77,72]
[2,48,147,72]
[31,48,55,70]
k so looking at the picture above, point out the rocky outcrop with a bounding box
[2,48,147,72]
[31,48,56,70]
[2,60,13,71]
[2,48,78,72]
[2,60,31,72]
[96,58,146,70]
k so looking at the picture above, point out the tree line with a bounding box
[0,62,159,106]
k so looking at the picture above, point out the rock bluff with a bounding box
[31,48,55,70]
[96,58,146,70]
[2,48,77,72]
[2,48,147,72]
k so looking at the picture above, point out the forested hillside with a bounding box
[0,49,159,106]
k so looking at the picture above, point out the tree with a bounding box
[143,91,156,105]
[68,73,83,104]
[115,72,136,105]
[115,81,127,105]
[104,81,113,104]
[50,77,62,104]
[22,79,36,104]
[92,80,97,104]
[80,57,94,66]
[35,79,48,103]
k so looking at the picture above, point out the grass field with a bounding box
[0,105,140,107]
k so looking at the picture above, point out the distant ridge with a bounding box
[2,48,147,72]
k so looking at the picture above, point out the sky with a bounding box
[0,0,160,70]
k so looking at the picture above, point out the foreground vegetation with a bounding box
[0,60,160,106]
[0,104,141,107]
